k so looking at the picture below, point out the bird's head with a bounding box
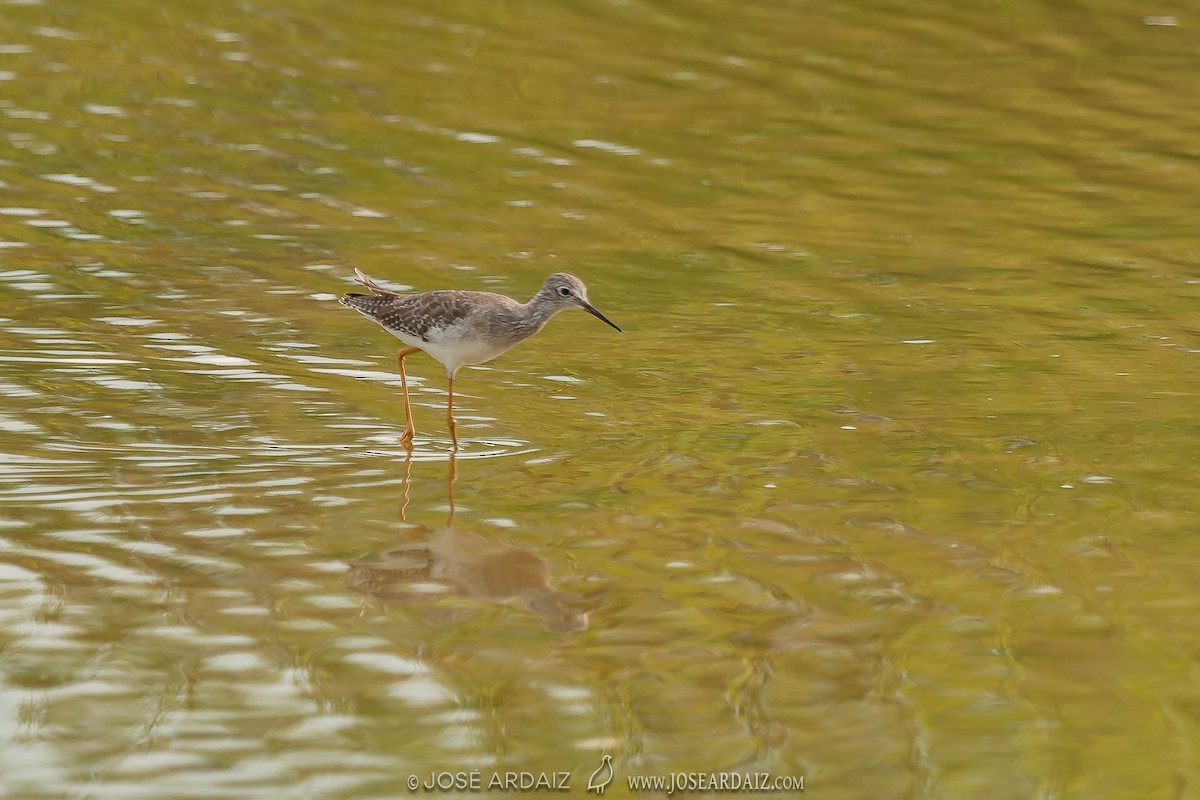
[538,273,622,332]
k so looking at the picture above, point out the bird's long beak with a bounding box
[581,301,622,332]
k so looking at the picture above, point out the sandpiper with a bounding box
[340,268,621,448]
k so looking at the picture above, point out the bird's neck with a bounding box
[516,296,560,333]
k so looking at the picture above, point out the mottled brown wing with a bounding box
[340,290,481,342]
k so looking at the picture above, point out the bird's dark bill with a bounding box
[582,302,622,332]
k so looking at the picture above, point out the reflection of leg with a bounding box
[446,375,459,451]
[446,448,457,527]
[399,443,414,522]
[396,347,421,446]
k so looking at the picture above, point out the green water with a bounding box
[1,0,1198,797]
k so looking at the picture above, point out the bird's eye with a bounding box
[558,286,572,297]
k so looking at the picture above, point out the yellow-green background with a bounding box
[0,0,1198,797]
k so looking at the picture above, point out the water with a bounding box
[1,0,1199,797]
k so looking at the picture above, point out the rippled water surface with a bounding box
[2,0,1199,797]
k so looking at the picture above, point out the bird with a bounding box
[340,268,621,449]
[587,754,614,795]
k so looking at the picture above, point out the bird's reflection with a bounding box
[348,450,588,632]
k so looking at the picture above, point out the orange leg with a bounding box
[446,375,459,451]
[396,347,421,447]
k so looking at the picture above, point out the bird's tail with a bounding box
[354,268,396,295]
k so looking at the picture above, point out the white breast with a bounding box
[385,321,513,377]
